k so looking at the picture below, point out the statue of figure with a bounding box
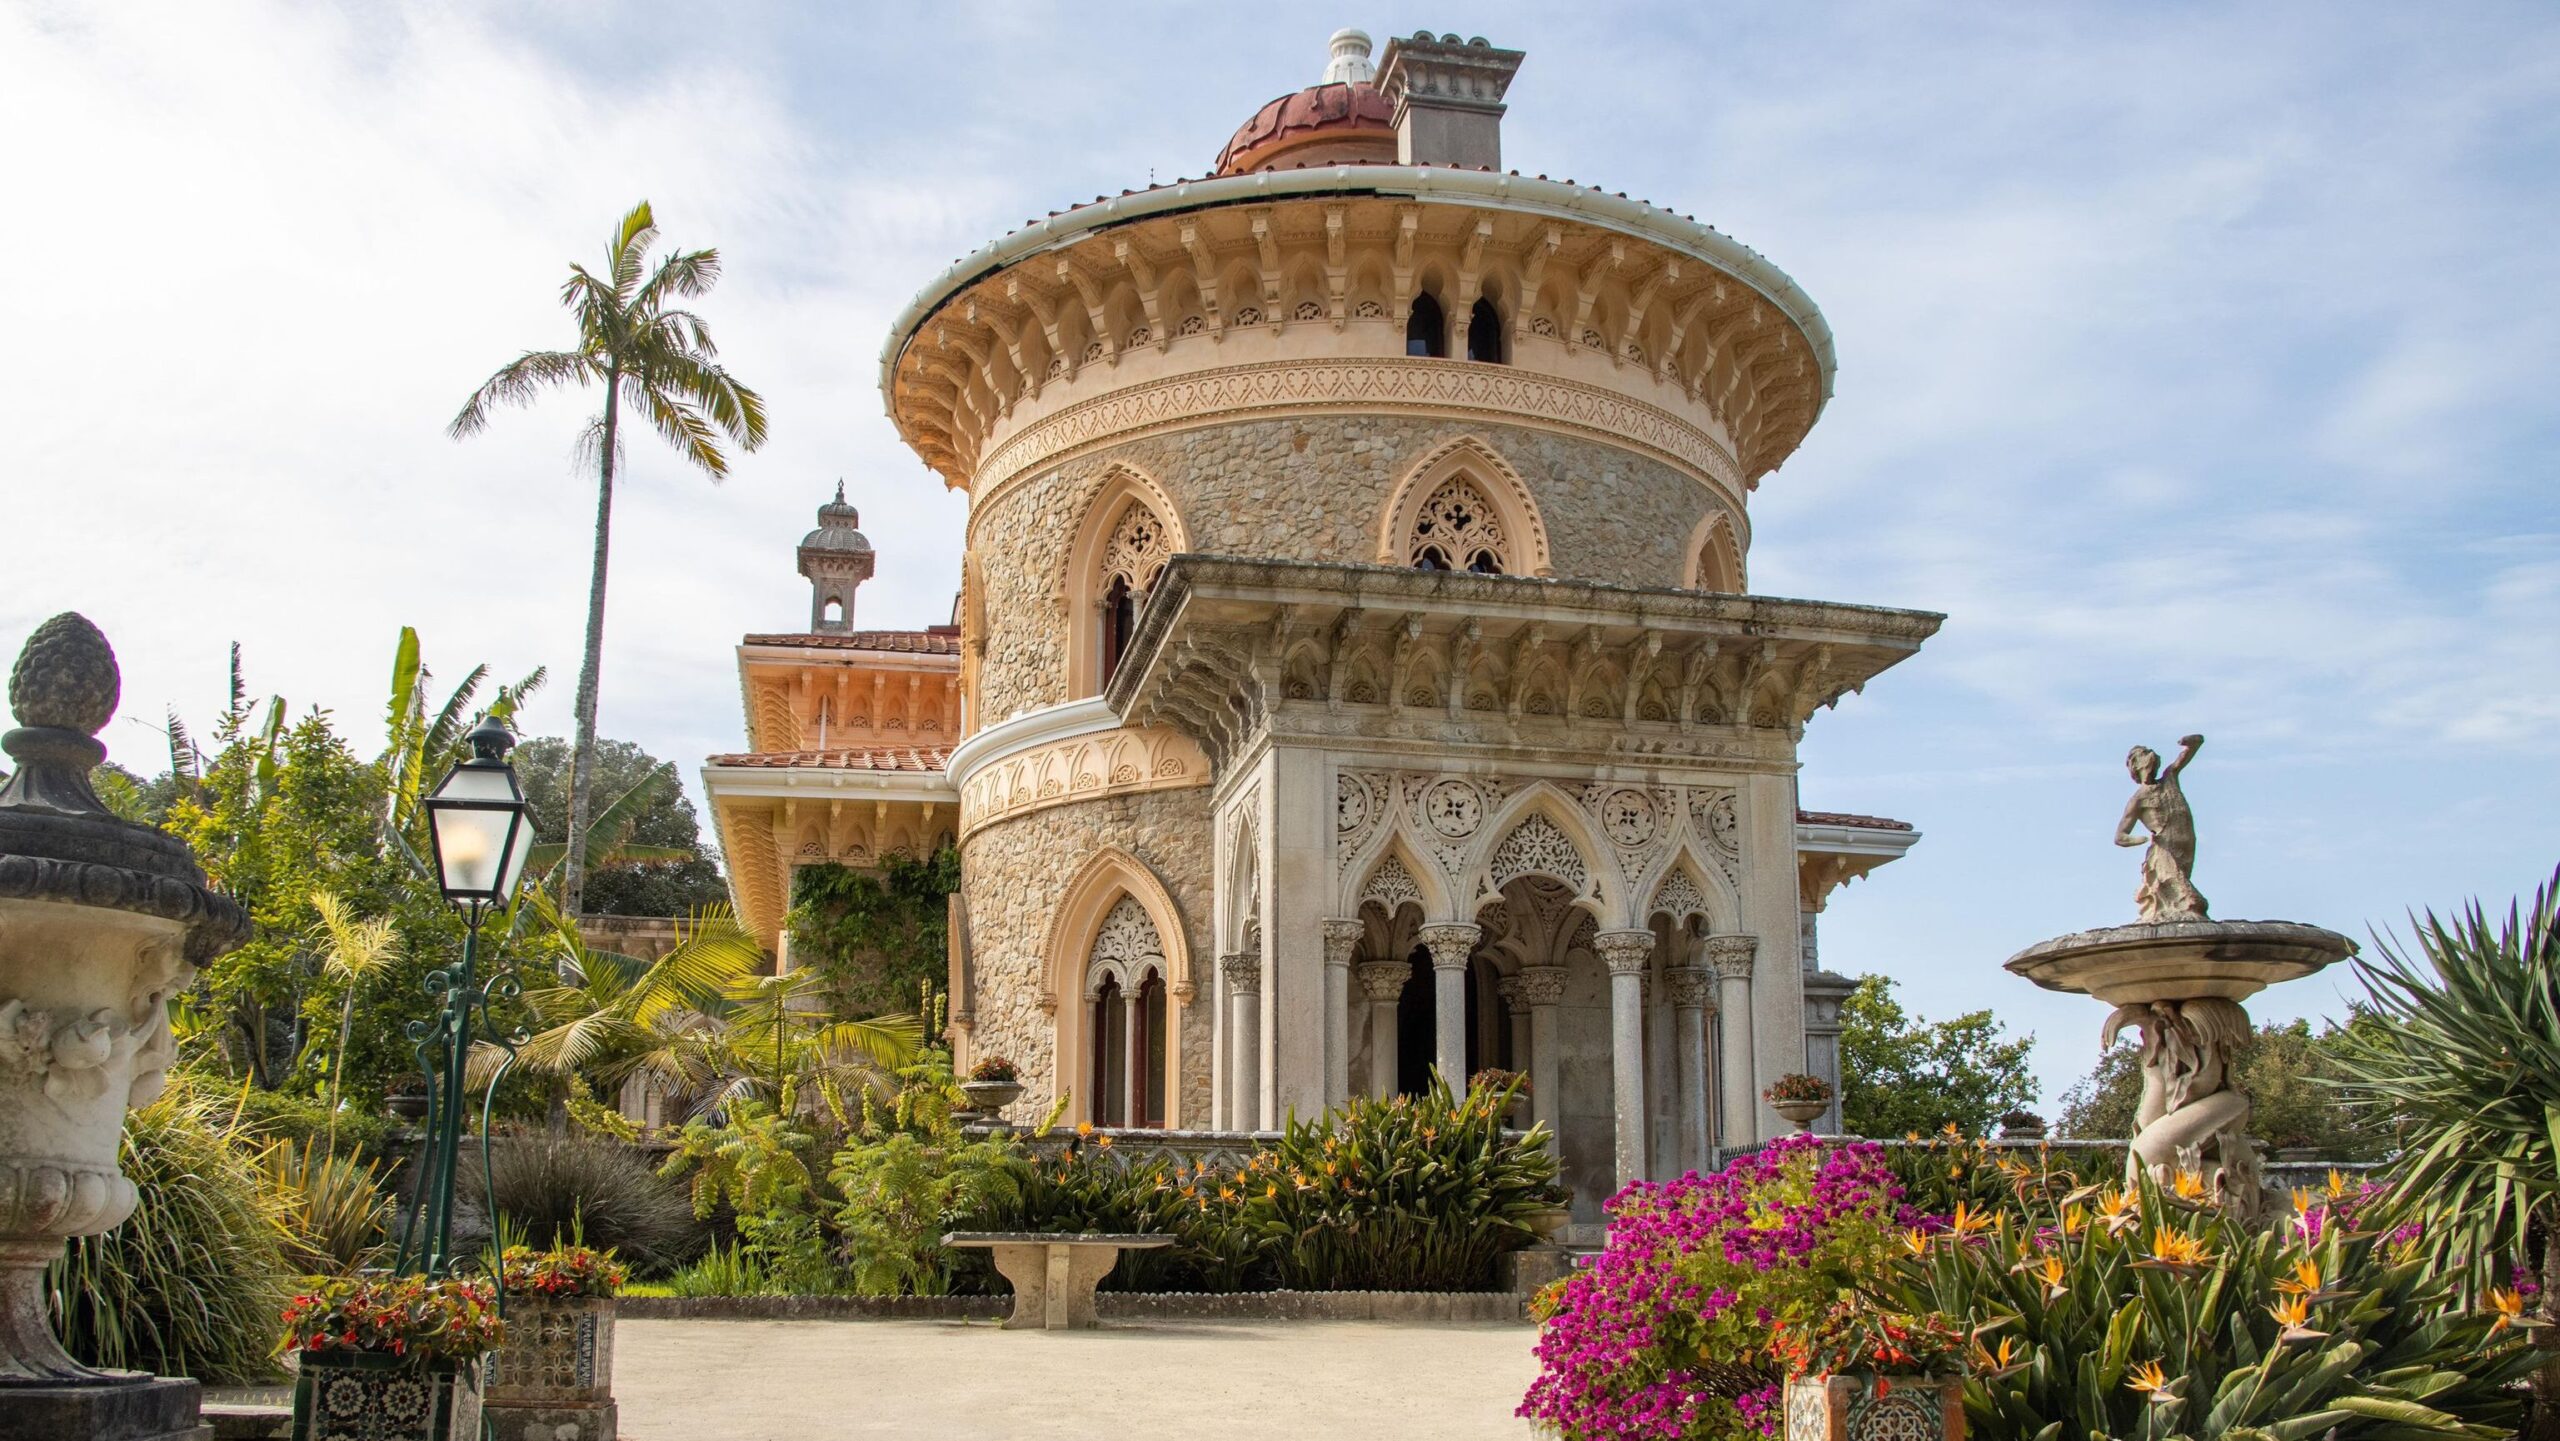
[2103,995,2261,1217]
[2115,734,2208,922]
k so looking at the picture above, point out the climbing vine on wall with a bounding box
[786,846,962,1022]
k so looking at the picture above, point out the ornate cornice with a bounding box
[969,358,1743,521]
[956,723,1208,840]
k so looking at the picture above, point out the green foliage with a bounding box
[828,1053,1022,1296]
[510,736,726,916]
[50,1088,298,1384]
[1237,1072,1558,1291]
[2331,865,2560,1296]
[2060,1015,2396,1159]
[787,849,962,1021]
[1838,975,2037,1140]
[225,1085,398,1169]
[261,1139,391,1277]
[1878,1129,2116,1219]
[1894,1177,2535,1441]
[666,1242,770,1298]
[460,1135,706,1278]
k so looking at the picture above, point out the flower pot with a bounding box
[292,1351,484,1441]
[485,1294,617,1440]
[1524,1204,1572,1242]
[1770,1096,1829,1132]
[385,1091,430,1123]
[959,1079,1024,1120]
[1785,1373,1964,1441]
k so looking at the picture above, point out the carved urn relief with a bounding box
[0,614,248,1415]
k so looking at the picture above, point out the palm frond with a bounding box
[631,381,728,478]
[654,351,770,450]
[636,247,721,312]
[447,349,599,438]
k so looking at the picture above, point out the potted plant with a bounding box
[1521,1181,1573,1242]
[960,1056,1024,1122]
[1776,1296,1969,1441]
[283,1275,504,1441]
[485,1243,627,1441]
[1997,1108,2047,1142]
[1764,1072,1833,1132]
[385,1072,431,1123]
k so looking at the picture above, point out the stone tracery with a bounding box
[1408,477,1509,573]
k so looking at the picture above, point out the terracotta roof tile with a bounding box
[741,630,961,655]
[1796,809,1914,832]
[706,746,952,773]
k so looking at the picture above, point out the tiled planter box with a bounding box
[290,1352,484,1441]
[484,1295,617,1440]
[1785,1374,1964,1441]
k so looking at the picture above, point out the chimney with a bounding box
[1375,31,1525,171]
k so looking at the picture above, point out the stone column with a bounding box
[1513,965,1567,1132]
[1593,929,1657,1190]
[1120,988,1144,1127]
[1221,953,1260,1130]
[1707,935,1758,1145]
[1802,968,1858,1135]
[1496,976,1531,1125]
[1415,922,1481,1087]
[1355,960,1409,1097]
[1320,918,1364,1112]
[1667,967,1718,1173]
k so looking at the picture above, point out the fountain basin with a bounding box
[2004,919,2355,1006]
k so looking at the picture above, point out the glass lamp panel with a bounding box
[430,803,511,899]
[494,809,537,905]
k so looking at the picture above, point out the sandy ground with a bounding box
[615,1316,1543,1441]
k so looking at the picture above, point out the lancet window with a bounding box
[1097,500,1172,683]
[1406,293,1448,358]
[1466,298,1505,364]
[1085,895,1169,1127]
[1408,477,1509,575]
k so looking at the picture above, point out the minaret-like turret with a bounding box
[797,482,874,633]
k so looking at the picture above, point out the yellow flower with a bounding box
[2276,1258,2323,1297]
[2170,1169,2208,1202]
[2268,1296,2311,1328]
[1075,1121,1094,1138]
[1905,1130,1923,1143]
[1949,1202,1993,1238]
[2324,1168,2350,1199]
[2488,1288,2528,1334]
[2017,1254,2067,1300]
[1900,1229,1931,1258]
[2127,1359,2175,1401]
[2141,1227,2211,1270]
[2289,1186,2316,1217]
[2059,1206,2087,1238]
[1096,1133,1114,1149]
[1971,1336,2021,1374]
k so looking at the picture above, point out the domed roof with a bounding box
[801,482,871,553]
[1213,29,1397,176]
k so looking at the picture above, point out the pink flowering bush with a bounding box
[1518,1136,1909,1440]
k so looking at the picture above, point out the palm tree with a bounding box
[310,890,400,1138]
[449,201,767,916]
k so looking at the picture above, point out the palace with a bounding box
[702,28,1939,1222]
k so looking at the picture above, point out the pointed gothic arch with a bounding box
[1461,784,1614,921]
[1064,464,1190,698]
[1039,846,1191,1126]
[1683,507,1747,593]
[1375,437,1554,578]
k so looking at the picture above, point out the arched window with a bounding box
[1408,477,1508,575]
[1406,293,1447,358]
[1096,501,1170,684]
[820,597,844,627]
[1466,298,1505,364]
[1085,896,1169,1128]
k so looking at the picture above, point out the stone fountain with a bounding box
[0,614,247,1441]
[2004,735,2354,1218]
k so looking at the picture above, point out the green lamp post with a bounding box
[397,713,537,1280]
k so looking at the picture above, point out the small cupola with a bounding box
[797,482,876,633]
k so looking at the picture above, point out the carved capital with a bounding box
[1414,922,1481,971]
[1705,934,1758,980]
[1355,960,1412,1003]
[1593,929,1657,976]
[1513,964,1568,1008]
[1666,965,1718,1011]
[1320,917,1366,966]
[1219,952,1262,993]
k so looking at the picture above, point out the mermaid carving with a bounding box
[2102,995,2262,1215]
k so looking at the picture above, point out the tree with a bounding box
[786,848,961,1020]
[2055,1013,2395,1160]
[509,736,726,916]
[1837,974,2036,1139]
[450,200,766,918]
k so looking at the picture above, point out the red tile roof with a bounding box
[706,746,952,772]
[742,630,961,655]
[1796,809,1914,832]
[1215,80,1396,175]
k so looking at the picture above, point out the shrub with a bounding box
[1519,1135,1908,1440]
[279,1275,503,1364]
[1895,1173,2536,1440]
[666,1242,769,1298]
[226,1085,398,1168]
[457,1135,706,1278]
[963,1130,1263,1294]
[832,1132,1020,1295]
[261,1139,391,1276]
[1241,1073,1556,1292]
[49,1089,299,1384]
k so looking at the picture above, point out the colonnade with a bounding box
[1222,918,1763,1189]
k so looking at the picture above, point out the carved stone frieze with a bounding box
[960,725,1207,839]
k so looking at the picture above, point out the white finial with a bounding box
[1325,28,1375,84]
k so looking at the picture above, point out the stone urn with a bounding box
[484,1295,618,1440]
[959,1078,1023,1123]
[1523,1203,1572,1243]
[0,614,247,1436]
[1770,1097,1829,1133]
[1786,1373,1964,1441]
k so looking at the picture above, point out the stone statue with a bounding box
[2101,996,2262,1216]
[2115,734,2208,922]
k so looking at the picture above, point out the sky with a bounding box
[5,2,2555,1106]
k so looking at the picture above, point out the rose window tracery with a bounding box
[1408,478,1508,575]
[1489,813,1588,892]
[1099,501,1172,594]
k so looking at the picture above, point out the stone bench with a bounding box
[942,1232,1174,1330]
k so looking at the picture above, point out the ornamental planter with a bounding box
[484,1295,618,1440]
[959,1078,1024,1121]
[291,1352,484,1441]
[1784,1374,1963,1441]
[1771,1096,1829,1132]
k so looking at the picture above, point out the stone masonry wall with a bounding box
[960,784,1216,1125]
[966,417,1715,720]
